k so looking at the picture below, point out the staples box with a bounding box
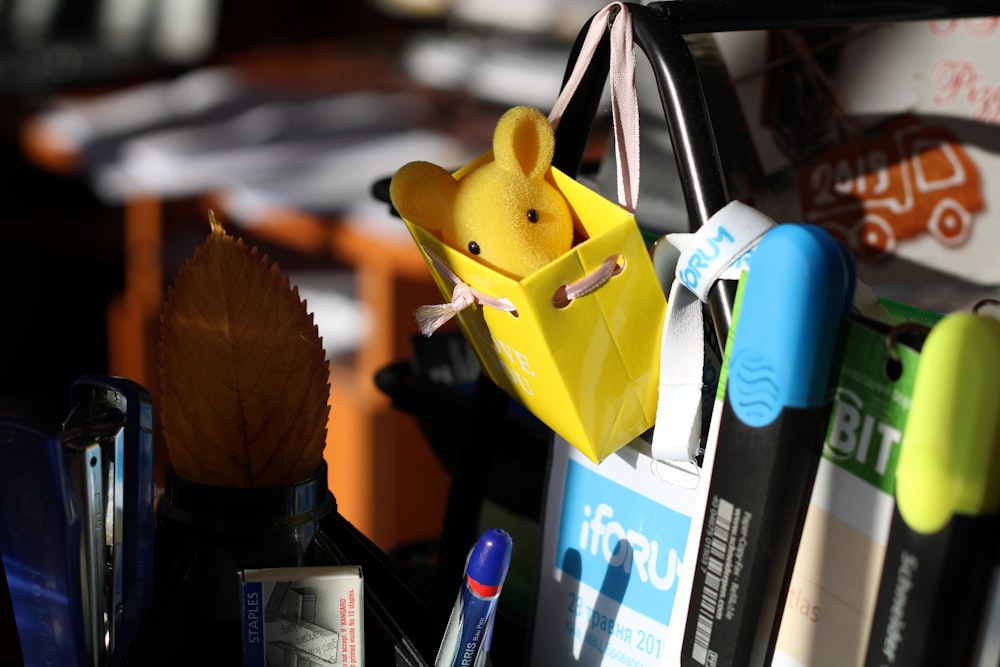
[240,565,364,667]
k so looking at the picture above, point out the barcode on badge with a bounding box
[692,497,735,665]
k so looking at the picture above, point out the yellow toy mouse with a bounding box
[389,105,575,280]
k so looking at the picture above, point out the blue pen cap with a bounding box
[727,224,855,427]
[465,528,513,596]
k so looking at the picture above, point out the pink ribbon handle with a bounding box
[548,2,639,214]
[414,248,517,337]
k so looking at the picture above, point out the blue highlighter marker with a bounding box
[435,528,513,667]
[681,224,856,667]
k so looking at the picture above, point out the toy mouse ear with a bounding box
[492,106,556,181]
[389,161,458,235]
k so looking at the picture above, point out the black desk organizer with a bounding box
[94,1,1000,665]
[122,462,452,666]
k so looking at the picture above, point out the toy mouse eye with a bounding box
[527,208,539,223]
[468,241,481,255]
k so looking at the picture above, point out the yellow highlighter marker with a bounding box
[864,312,1000,667]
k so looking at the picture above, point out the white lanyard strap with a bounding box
[653,201,776,462]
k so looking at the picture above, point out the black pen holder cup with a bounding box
[159,460,335,560]
[151,462,336,659]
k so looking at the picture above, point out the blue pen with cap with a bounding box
[435,528,513,667]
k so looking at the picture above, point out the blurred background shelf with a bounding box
[1,2,579,663]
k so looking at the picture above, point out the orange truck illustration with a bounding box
[797,116,983,260]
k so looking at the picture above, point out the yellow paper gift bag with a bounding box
[402,155,665,463]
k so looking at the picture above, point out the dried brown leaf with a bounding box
[160,212,330,487]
